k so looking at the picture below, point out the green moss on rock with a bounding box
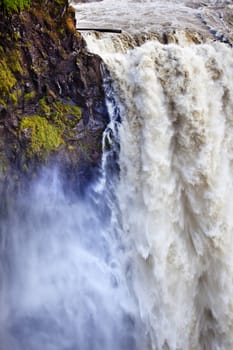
[7,49,23,75]
[10,89,22,106]
[0,58,17,97]
[20,115,63,157]
[0,49,23,104]
[39,96,82,136]
[39,96,51,116]
[51,101,81,130]
[2,0,31,15]
[24,90,36,102]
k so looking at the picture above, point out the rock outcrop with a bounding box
[0,0,109,188]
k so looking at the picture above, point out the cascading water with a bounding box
[0,76,147,349]
[1,0,233,349]
[73,0,233,348]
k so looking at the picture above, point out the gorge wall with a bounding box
[0,0,109,188]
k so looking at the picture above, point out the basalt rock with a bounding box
[0,0,109,189]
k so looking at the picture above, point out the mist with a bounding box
[0,167,145,350]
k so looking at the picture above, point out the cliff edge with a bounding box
[0,0,109,187]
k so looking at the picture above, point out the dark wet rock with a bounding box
[0,0,109,186]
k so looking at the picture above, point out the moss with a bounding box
[0,99,7,109]
[38,96,53,114]
[7,49,23,75]
[39,96,51,115]
[0,48,24,101]
[2,0,31,15]
[13,32,21,40]
[31,57,48,76]
[51,101,81,129]
[58,28,65,35]
[24,90,36,102]
[67,145,75,151]
[20,115,63,158]
[9,92,18,106]
[0,58,17,98]
[38,97,82,137]
[9,89,22,106]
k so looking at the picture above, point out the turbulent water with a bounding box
[1,1,233,350]
[0,165,147,350]
[74,0,233,349]
[73,0,233,45]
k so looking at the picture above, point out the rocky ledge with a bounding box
[0,0,109,189]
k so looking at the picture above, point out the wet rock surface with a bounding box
[0,0,109,188]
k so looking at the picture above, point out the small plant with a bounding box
[0,0,31,15]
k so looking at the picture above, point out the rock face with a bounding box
[0,0,109,188]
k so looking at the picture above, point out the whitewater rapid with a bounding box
[77,1,233,348]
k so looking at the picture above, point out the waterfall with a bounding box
[0,80,146,349]
[0,0,232,349]
[82,27,233,350]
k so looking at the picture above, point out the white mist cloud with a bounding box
[0,168,145,350]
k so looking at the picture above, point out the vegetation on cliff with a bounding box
[0,0,108,185]
[0,0,31,14]
[20,115,63,157]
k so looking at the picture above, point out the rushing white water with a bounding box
[1,1,233,349]
[76,1,233,347]
[0,165,148,350]
[73,0,233,44]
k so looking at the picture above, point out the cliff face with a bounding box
[0,0,109,187]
